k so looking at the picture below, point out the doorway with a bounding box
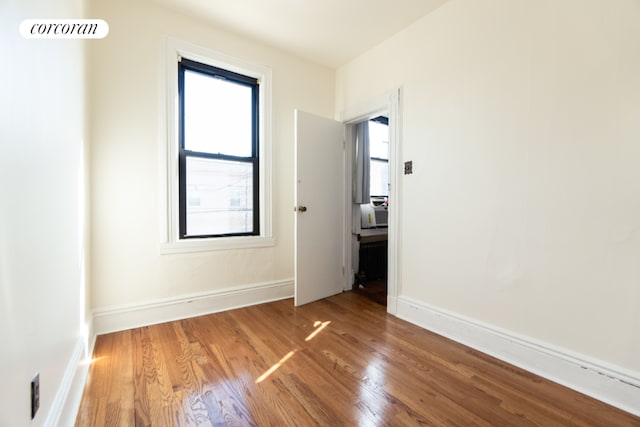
[294,89,401,313]
[340,88,401,314]
[351,115,389,306]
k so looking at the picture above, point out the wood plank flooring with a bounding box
[75,291,640,426]
[353,279,387,306]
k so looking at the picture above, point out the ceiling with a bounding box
[150,0,449,68]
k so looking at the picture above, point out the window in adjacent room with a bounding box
[178,58,259,239]
[369,116,389,197]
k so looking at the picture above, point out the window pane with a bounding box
[185,157,253,236]
[370,159,389,196]
[184,69,253,157]
[369,120,389,159]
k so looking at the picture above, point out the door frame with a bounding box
[338,88,402,314]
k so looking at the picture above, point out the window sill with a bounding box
[160,235,275,254]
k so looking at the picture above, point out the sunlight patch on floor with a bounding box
[256,350,297,383]
[305,320,331,342]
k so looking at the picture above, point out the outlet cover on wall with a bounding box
[31,373,39,419]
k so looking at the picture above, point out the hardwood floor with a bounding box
[353,279,387,306]
[75,292,640,426]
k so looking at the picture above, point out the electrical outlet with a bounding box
[31,373,40,419]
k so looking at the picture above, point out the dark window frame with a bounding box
[178,57,260,239]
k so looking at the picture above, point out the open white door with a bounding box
[294,110,345,306]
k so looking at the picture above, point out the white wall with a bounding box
[89,0,335,312]
[0,0,91,425]
[337,0,640,372]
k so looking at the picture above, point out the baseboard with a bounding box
[396,296,640,417]
[93,279,294,335]
[44,332,95,427]
[386,295,398,315]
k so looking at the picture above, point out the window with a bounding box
[162,39,273,253]
[178,58,259,238]
[368,116,389,197]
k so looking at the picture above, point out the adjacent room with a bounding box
[2,0,639,425]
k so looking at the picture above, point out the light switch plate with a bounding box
[404,161,413,175]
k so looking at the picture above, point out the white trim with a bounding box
[386,88,402,315]
[44,334,95,427]
[339,88,402,315]
[338,91,393,124]
[396,296,640,417]
[93,279,294,335]
[160,37,273,254]
[342,120,352,292]
[159,235,275,254]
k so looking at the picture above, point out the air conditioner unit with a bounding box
[360,202,388,229]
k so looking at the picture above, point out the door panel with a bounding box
[294,110,345,306]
